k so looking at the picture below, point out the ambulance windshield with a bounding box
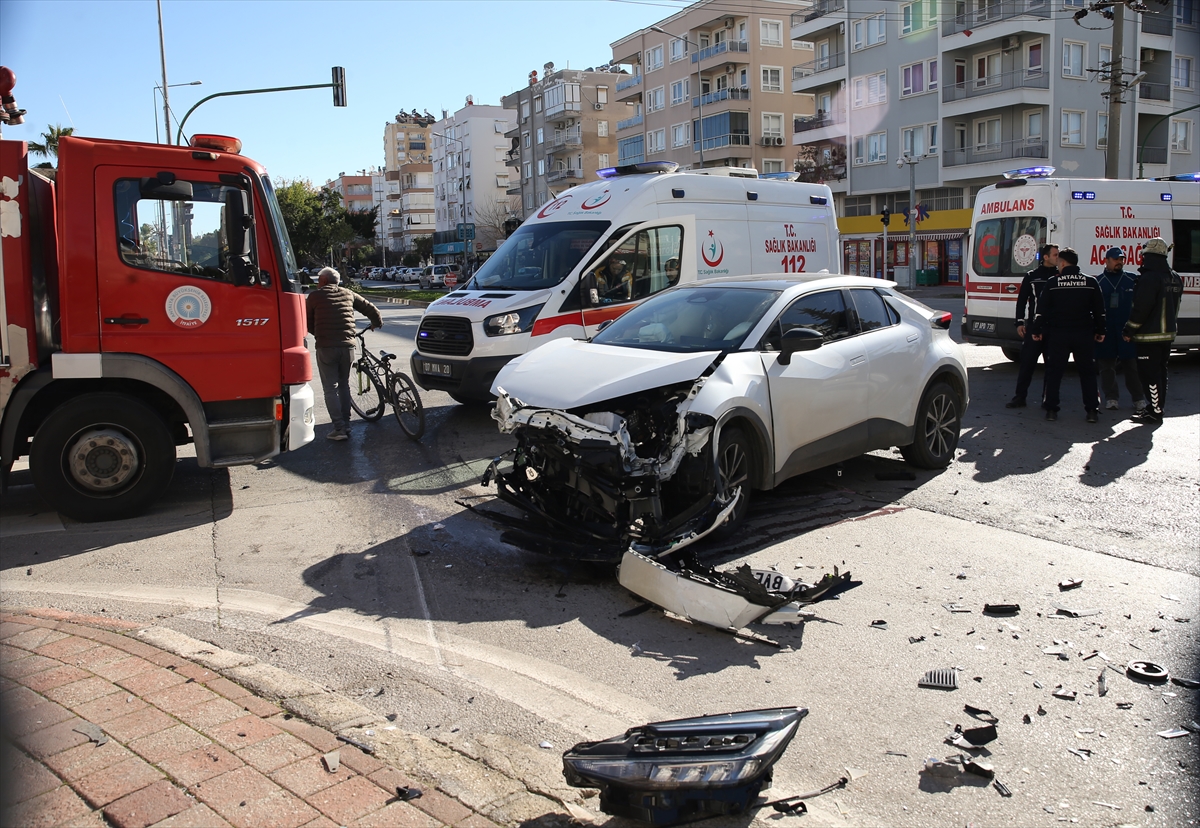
[972,216,1047,278]
[466,220,609,291]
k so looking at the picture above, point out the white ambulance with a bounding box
[963,168,1199,358]
[410,162,838,402]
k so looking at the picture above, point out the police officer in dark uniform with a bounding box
[1123,237,1184,424]
[1006,243,1058,408]
[1031,247,1106,422]
[1094,247,1145,413]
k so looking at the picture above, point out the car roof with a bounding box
[688,273,898,292]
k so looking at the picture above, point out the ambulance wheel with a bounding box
[1002,347,1021,362]
[30,393,176,522]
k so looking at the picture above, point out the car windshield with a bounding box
[593,286,782,353]
[465,220,609,291]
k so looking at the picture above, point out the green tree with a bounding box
[412,235,433,263]
[28,124,75,164]
[276,179,379,267]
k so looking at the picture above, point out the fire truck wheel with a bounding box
[31,393,176,522]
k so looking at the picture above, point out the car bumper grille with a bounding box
[417,315,474,356]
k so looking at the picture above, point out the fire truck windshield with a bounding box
[260,174,300,287]
[971,216,1047,279]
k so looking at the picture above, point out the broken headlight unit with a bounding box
[483,304,544,336]
[563,707,806,826]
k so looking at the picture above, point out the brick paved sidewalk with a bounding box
[0,610,497,828]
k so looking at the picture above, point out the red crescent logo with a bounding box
[580,190,611,210]
[537,196,571,219]
[978,233,999,271]
[701,232,724,267]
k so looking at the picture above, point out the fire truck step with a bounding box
[208,417,276,431]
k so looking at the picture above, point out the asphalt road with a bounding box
[3,291,1197,827]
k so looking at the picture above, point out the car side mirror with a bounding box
[596,318,614,333]
[777,327,824,365]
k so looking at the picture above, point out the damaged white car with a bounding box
[481,275,967,564]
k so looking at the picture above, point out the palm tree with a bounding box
[28,124,75,162]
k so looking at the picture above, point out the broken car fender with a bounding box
[690,351,775,488]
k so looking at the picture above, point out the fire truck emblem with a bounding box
[165,286,212,329]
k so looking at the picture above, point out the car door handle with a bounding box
[850,355,866,366]
[104,317,150,326]
[907,333,920,342]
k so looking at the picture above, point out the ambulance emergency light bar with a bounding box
[597,161,680,179]
[1002,166,1055,179]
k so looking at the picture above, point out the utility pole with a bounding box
[156,0,170,144]
[1104,2,1124,178]
[897,154,921,289]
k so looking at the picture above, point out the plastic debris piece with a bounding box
[1127,661,1169,685]
[943,603,972,613]
[844,766,868,781]
[336,734,375,754]
[539,740,553,749]
[963,757,994,779]
[994,780,1013,797]
[962,724,998,745]
[965,704,998,723]
[1052,685,1077,701]
[983,603,1020,616]
[432,523,445,531]
[1093,802,1121,810]
[1058,578,1083,591]
[1033,681,1044,689]
[1116,702,1133,710]
[630,641,643,656]
[396,786,422,802]
[1098,668,1108,697]
[1161,594,1180,601]
[1023,713,1032,724]
[72,723,108,746]
[909,635,926,644]
[1183,721,1200,734]
[1170,676,1200,689]
[1053,604,1100,618]
[923,757,961,778]
[1081,650,1100,661]
[322,751,340,773]
[885,750,909,757]
[1157,729,1188,739]
[1067,747,1091,761]
[870,619,888,630]
[919,668,959,690]
[563,803,596,823]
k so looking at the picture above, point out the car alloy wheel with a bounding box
[901,380,961,469]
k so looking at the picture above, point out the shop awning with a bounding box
[915,232,966,241]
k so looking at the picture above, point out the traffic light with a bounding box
[881,207,891,227]
[332,67,347,107]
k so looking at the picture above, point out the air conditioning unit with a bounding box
[773,137,785,146]
[725,18,734,28]
[1141,48,1156,63]
[1001,36,1019,51]
[594,102,604,110]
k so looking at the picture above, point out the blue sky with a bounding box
[0,0,676,184]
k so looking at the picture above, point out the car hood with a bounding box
[493,338,720,409]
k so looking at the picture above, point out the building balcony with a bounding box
[693,132,751,154]
[943,67,1050,103]
[793,110,847,144]
[615,74,642,94]
[617,113,644,131]
[1139,144,1168,164]
[791,52,846,92]
[691,39,748,66]
[790,0,845,40]
[505,150,520,167]
[1141,11,1172,36]
[943,136,1047,168]
[942,0,1051,37]
[618,153,645,165]
[506,183,524,196]
[1138,81,1172,102]
[693,87,751,108]
[547,168,583,183]
[552,127,583,147]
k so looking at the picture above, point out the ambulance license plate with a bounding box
[420,360,455,377]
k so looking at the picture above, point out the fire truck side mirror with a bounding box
[224,189,255,286]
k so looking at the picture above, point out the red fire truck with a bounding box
[0,133,315,521]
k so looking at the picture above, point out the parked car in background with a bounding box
[421,264,461,290]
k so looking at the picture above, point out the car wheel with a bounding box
[900,380,961,469]
[1001,346,1021,362]
[714,426,752,535]
[30,393,176,522]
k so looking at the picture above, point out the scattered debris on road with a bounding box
[1058,578,1083,591]
[321,751,340,772]
[919,668,959,691]
[1127,661,1169,684]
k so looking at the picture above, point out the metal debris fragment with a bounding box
[321,751,340,773]
[919,668,959,690]
[1058,578,1083,591]
[72,723,108,746]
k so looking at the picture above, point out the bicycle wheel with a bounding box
[390,373,425,440]
[349,361,385,422]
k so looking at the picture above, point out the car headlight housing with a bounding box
[483,304,544,337]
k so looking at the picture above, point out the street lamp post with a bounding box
[431,130,469,272]
[153,81,201,144]
[896,153,924,290]
[651,26,704,168]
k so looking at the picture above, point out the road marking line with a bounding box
[407,554,446,672]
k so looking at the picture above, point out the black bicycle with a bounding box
[350,329,425,440]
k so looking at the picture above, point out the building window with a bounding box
[928,124,939,154]
[523,162,531,180]
[646,45,664,72]
[598,153,609,167]
[852,14,886,50]
[537,159,545,176]
[852,72,887,107]
[901,0,936,34]
[976,52,1001,87]
[522,131,530,148]
[975,117,1002,150]
[761,67,783,92]
[521,100,530,119]
[1027,41,1044,76]
[671,79,690,106]
[902,125,926,156]
[843,195,873,217]
[902,59,937,96]
[536,127,544,144]
[670,38,688,62]
[597,86,609,104]
[918,188,963,211]
[1061,110,1084,146]
[617,134,645,164]
[1025,109,1043,142]
[1097,112,1109,148]
[762,113,784,139]
[671,122,691,147]
[1063,41,1086,78]
[1175,56,1194,88]
[1177,0,1195,25]
[534,96,542,113]
[760,19,783,47]
[1172,118,1193,152]
[496,174,509,188]
[853,131,887,164]
[597,120,609,137]
[647,85,665,112]
[647,129,666,154]
[762,159,784,173]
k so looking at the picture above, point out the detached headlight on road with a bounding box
[483,304,543,337]
[563,707,806,825]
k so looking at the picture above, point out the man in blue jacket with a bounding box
[1031,248,1106,422]
[1094,247,1145,414]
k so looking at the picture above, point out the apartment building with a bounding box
[384,112,436,256]
[431,100,518,264]
[609,0,818,173]
[790,0,1198,283]
[502,61,622,219]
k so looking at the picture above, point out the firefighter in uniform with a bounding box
[1006,243,1058,408]
[1031,247,1106,422]
[1123,237,1184,424]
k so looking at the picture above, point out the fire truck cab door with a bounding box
[96,167,281,402]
